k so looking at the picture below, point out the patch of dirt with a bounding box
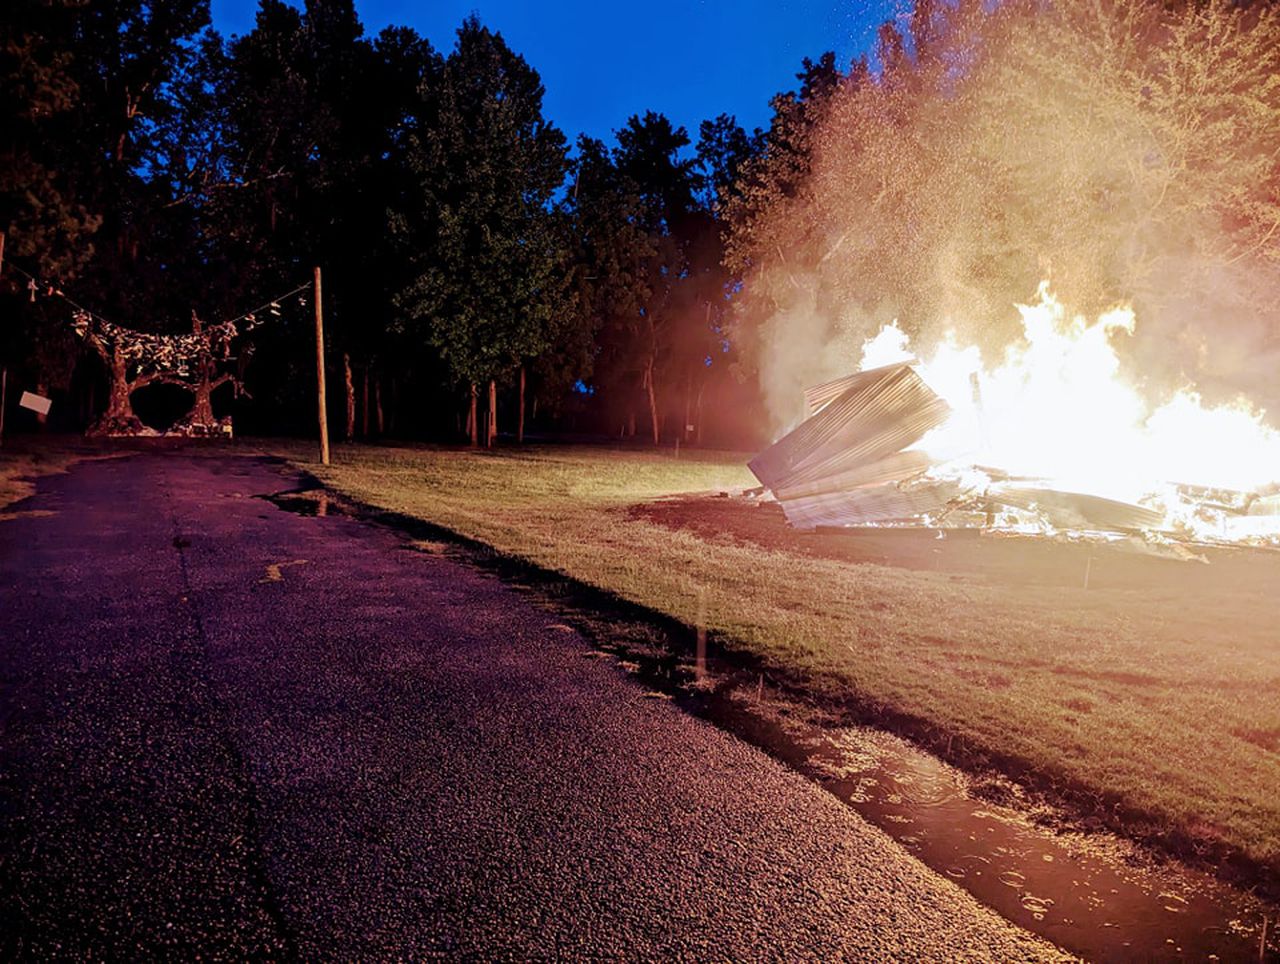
[627,495,1280,595]
[0,509,58,522]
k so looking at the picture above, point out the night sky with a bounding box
[209,0,897,144]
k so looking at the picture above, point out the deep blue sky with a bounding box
[210,1,897,144]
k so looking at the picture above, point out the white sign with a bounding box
[19,391,52,416]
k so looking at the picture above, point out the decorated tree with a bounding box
[71,308,258,436]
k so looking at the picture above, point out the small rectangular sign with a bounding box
[19,391,52,416]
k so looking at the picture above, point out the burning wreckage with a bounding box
[747,298,1280,548]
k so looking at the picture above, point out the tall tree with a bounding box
[0,2,99,274]
[563,135,653,436]
[1,0,211,428]
[0,1,100,418]
[393,16,567,446]
[210,0,418,436]
[602,111,704,444]
[719,51,853,427]
[66,0,212,325]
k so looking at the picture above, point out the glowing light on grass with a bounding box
[859,283,1280,540]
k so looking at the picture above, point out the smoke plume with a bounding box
[735,0,1280,436]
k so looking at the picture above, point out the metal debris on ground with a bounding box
[748,365,1279,549]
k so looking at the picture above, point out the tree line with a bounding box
[5,0,1276,445]
[0,0,783,445]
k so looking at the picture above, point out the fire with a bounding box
[859,284,1280,542]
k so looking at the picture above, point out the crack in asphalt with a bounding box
[160,465,300,959]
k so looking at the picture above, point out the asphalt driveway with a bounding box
[0,453,1063,959]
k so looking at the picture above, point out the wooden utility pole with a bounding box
[313,266,331,465]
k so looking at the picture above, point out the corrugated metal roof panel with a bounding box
[749,364,950,492]
[803,360,919,415]
[779,480,961,530]
[773,449,933,501]
[987,485,1166,531]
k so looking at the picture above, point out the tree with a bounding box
[965,0,1280,402]
[725,0,1280,436]
[392,16,567,446]
[199,1,439,439]
[563,136,653,436]
[63,0,212,326]
[602,112,706,444]
[0,2,100,275]
[720,51,853,428]
[0,2,100,418]
[686,114,760,444]
[71,308,251,436]
[1,0,212,426]
[696,114,760,216]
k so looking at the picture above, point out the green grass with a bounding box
[0,438,114,512]
[283,441,1280,878]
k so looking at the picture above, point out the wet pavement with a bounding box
[264,473,1280,962]
[0,453,1064,960]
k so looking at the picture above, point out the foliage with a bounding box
[0,1,764,442]
[726,0,1280,428]
[392,17,568,392]
[0,1,99,276]
[7,0,1276,445]
[574,109,759,442]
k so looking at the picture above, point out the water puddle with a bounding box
[260,484,1278,961]
[259,487,336,517]
[608,641,1278,962]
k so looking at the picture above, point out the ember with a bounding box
[751,286,1280,545]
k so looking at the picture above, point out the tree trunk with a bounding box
[361,366,370,437]
[343,352,355,440]
[374,374,384,435]
[517,365,526,443]
[190,377,215,426]
[86,341,143,436]
[487,379,497,447]
[35,380,48,429]
[179,313,220,432]
[468,382,478,447]
[644,358,659,445]
[695,381,706,446]
[683,371,692,443]
[103,350,132,424]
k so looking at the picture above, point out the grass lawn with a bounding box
[0,438,117,512]
[277,440,1280,882]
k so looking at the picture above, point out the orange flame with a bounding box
[859,284,1280,542]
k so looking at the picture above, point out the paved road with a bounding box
[0,454,1065,960]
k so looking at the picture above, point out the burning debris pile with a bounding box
[749,289,1280,547]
